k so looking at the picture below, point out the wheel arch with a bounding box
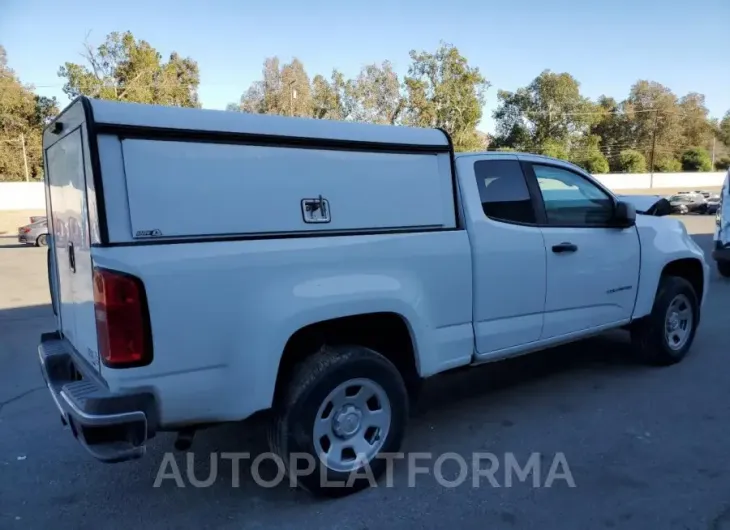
[273,311,422,406]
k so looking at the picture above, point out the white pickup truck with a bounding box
[39,97,709,496]
[713,169,730,277]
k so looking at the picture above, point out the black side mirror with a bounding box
[613,200,636,228]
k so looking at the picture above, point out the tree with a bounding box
[0,45,58,181]
[350,61,404,125]
[230,57,315,118]
[715,156,730,170]
[681,147,712,172]
[624,81,683,169]
[654,153,682,172]
[570,135,609,173]
[617,149,647,173]
[58,31,200,107]
[403,43,489,151]
[311,70,355,120]
[719,111,730,147]
[493,70,597,154]
[678,93,713,149]
[590,96,633,168]
[540,138,570,160]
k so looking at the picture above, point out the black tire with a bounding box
[36,234,48,247]
[269,345,408,497]
[630,276,699,366]
[718,261,730,278]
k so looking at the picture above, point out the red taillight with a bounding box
[20,227,30,234]
[93,267,152,368]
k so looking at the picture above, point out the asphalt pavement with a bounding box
[1,214,729,530]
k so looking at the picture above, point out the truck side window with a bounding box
[473,160,536,224]
[532,164,614,226]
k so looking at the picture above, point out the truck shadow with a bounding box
[146,329,647,503]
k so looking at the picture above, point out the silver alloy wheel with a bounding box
[665,293,693,351]
[313,377,392,473]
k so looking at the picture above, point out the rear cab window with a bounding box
[473,159,537,225]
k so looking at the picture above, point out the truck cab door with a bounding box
[456,155,547,357]
[521,160,641,339]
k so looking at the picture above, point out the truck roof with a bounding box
[58,97,451,149]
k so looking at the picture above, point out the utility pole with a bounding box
[288,80,297,117]
[712,136,716,170]
[648,109,659,188]
[20,134,29,182]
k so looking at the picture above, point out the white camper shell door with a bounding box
[119,139,456,239]
[46,127,100,371]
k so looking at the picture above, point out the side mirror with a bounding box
[613,200,636,228]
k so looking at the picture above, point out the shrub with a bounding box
[617,149,647,173]
[681,147,712,172]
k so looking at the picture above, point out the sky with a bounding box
[2,0,729,134]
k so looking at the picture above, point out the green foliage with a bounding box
[680,147,712,172]
[654,154,682,172]
[715,157,730,170]
[540,139,570,160]
[581,152,610,174]
[569,136,609,173]
[617,150,647,173]
[58,31,200,107]
[719,111,730,147]
[0,45,58,181]
[231,43,488,152]
[493,70,596,152]
[403,43,489,151]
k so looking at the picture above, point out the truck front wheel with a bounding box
[717,261,730,278]
[269,345,408,497]
[630,276,699,366]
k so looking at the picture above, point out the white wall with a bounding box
[593,171,726,190]
[0,182,45,211]
[0,171,727,212]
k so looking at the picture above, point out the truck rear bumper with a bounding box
[37,331,158,463]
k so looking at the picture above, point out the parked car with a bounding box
[706,195,722,215]
[17,218,49,246]
[667,194,708,214]
[615,194,671,216]
[38,97,710,497]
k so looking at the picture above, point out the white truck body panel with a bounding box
[714,169,730,247]
[120,139,455,239]
[39,97,710,442]
[455,154,547,353]
[93,231,474,425]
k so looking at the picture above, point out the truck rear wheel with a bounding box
[717,261,730,278]
[269,345,408,497]
[630,276,699,366]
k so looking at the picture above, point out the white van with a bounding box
[712,169,730,277]
[38,97,709,496]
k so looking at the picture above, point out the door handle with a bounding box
[552,242,578,253]
[68,242,76,273]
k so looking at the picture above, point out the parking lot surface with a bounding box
[1,214,729,530]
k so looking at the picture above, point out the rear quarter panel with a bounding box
[93,231,474,426]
